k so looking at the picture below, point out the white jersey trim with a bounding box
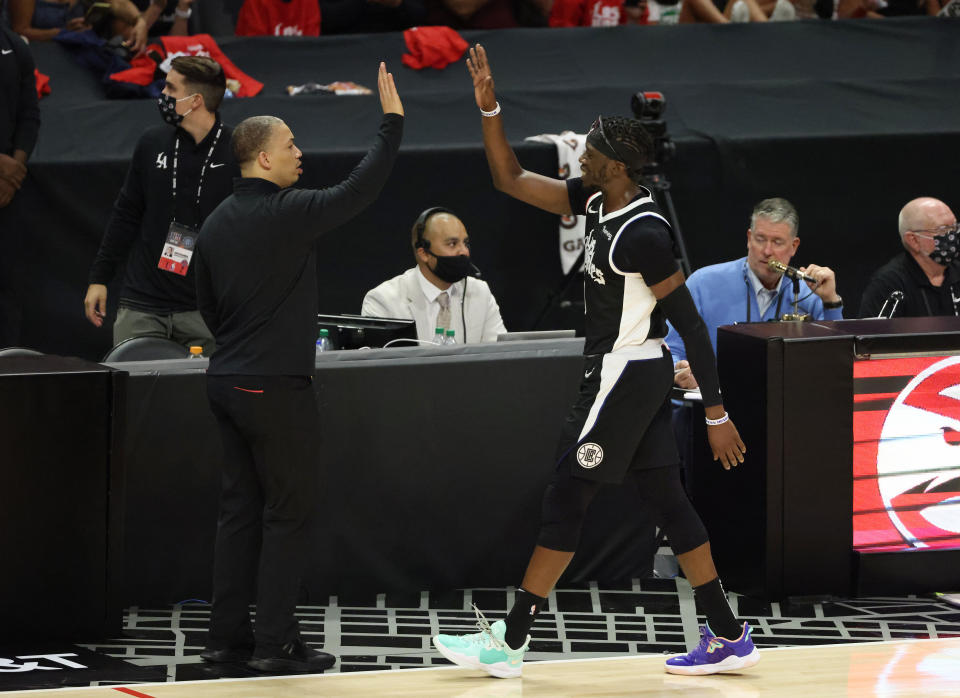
[576,341,665,442]
[598,186,656,224]
[585,190,603,214]
[607,211,671,276]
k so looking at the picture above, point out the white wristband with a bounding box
[705,411,729,426]
[480,102,501,118]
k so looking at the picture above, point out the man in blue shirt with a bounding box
[667,197,844,389]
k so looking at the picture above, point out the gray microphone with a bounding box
[768,259,817,284]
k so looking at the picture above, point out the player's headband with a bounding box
[587,116,639,170]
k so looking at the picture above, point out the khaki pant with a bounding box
[113,306,215,355]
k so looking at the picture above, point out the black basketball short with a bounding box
[555,346,678,483]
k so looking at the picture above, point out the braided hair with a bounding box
[602,116,653,183]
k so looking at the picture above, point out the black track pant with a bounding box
[205,374,319,657]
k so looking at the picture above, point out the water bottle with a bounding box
[316,328,333,354]
[444,329,456,345]
[188,345,204,359]
[433,327,446,345]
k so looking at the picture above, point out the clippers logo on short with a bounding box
[156,153,168,169]
[577,442,603,469]
[877,356,960,548]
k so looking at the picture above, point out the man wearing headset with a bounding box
[667,197,843,389]
[361,207,507,343]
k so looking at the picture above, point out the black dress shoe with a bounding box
[200,646,254,663]
[247,639,336,674]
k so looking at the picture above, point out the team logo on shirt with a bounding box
[577,442,604,469]
[583,235,606,286]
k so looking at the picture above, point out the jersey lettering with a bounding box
[584,234,606,286]
[275,23,304,35]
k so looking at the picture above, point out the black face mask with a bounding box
[430,254,473,284]
[930,229,960,266]
[157,93,193,126]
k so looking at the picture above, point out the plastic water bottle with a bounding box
[316,328,333,354]
[444,329,456,345]
[433,327,445,345]
[188,345,204,359]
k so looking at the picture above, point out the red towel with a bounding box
[401,26,468,71]
[35,68,51,99]
[109,34,264,97]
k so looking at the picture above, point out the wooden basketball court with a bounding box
[8,637,959,697]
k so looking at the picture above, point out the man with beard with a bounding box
[432,44,757,679]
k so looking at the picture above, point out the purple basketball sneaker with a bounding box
[665,622,760,675]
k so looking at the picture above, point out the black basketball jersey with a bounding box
[567,178,678,355]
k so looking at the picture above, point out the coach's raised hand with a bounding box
[466,44,497,114]
[378,62,404,116]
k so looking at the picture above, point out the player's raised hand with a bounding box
[706,417,746,471]
[466,44,497,113]
[378,62,404,116]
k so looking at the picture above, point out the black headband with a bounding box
[587,116,641,170]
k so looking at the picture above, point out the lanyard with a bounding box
[170,123,223,225]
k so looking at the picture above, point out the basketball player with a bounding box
[432,44,759,678]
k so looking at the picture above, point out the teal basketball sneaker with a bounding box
[432,605,529,678]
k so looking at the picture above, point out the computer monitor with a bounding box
[316,314,417,350]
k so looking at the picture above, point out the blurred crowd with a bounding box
[1,0,955,48]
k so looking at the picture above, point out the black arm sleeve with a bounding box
[658,283,723,407]
[12,32,40,157]
[610,216,679,286]
[279,113,403,244]
[88,139,147,285]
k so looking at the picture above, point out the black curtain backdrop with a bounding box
[15,18,960,359]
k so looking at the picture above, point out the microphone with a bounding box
[768,259,816,284]
[878,290,904,319]
[469,261,482,278]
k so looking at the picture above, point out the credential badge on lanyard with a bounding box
[158,222,197,276]
[158,125,222,276]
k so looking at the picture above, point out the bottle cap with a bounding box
[446,329,455,336]
[435,327,444,334]
[189,346,202,355]
[319,329,330,337]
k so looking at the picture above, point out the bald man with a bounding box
[860,198,960,318]
[194,63,403,674]
[361,206,506,344]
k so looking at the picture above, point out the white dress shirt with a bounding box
[745,264,784,317]
[417,267,460,334]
